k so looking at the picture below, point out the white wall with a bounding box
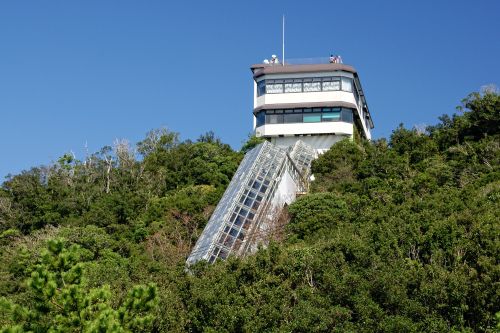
[255,122,353,137]
[255,91,357,109]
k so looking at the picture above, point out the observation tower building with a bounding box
[187,56,374,265]
[252,58,373,153]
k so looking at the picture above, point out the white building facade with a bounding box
[251,62,374,153]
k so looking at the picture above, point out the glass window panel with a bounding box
[239,208,248,217]
[304,113,322,123]
[303,82,321,92]
[224,236,234,247]
[230,213,237,222]
[252,181,261,190]
[303,108,312,113]
[242,220,251,230]
[219,249,228,259]
[247,212,255,220]
[341,77,353,92]
[322,112,341,122]
[260,185,268,193]
[256,112,265,127]
[224,226,230,233]
[257,80,266,96]
[234,215,244,226]
[322,80,340,91]
[284,109,294,113]
[256,195,262,202]
[284,113,303,123]
[218,234,226,244]
[209,256,216,263]
[293,108,303,113]
[284,83,302,93]
[341,108,354,123]
[229,228,238,237]
[239,195,245,203]
[322,108,331,112]
[248,191,256,199]
[266,114,283,124]
[252,201,260,210]
[238,233,245,240]
[243,197,253,207]
[275,109,284,114]
[266,84,283,94]
[233,239,242,251]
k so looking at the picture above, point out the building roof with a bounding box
[251,63,357,79]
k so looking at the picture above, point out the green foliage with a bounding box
[0,239,157,333]
[240,134,266,154]
[0,92,498,332]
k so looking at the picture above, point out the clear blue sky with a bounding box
[1,0,499,179]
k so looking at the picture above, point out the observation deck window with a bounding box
[256,76,354,96]
[256,107,354,125]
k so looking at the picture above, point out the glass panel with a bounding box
[218,233,226,244]
[322,112,341,122]
[284,83,302,93]
[322,80,340,91]
[233,239,242,251]
[252,181,261,190]
[239,207,248,217]
[243,197,253,207]
[341,108,354,123]
[234,215,244,226]
[341,77,353,92]
[266,84,283,94]
[242,219,251,230]
[224,236,234,247]
[303,113,321,123]
[218,249,228,259]
[229,228,238,237]
[257,80,266,96]
[284,113,303,123]
[266,114,283,124]
[303,82,321,92]
[256,112,265,127]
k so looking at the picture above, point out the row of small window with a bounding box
[256,107,354,127]
[257,76,353,96]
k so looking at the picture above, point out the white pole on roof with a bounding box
[282,15,285,66]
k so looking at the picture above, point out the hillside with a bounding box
[0,91,499,332]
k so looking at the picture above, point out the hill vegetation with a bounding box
[0,91,499,332]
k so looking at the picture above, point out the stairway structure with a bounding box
[186,140,315,265]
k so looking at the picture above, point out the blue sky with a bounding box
[1,0,499,179]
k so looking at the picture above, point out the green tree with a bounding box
[0,239,157,333]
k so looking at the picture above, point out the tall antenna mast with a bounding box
[282,15,285,66]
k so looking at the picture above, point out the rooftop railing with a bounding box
[262,56,344,66]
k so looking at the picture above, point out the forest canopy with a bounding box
[0,91,499,332]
